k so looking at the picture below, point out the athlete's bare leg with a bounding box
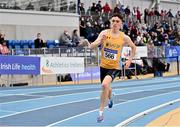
[99,75,112,112]
[108,87,112,100]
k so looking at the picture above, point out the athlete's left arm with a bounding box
[124,35,136,69]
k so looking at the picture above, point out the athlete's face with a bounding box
[110,16,122,31]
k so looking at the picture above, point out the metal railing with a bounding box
[0,46,180,87]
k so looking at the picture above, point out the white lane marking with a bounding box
[1,83,179,105]
[1,85,180,119]
[46,91,179,127]
[0,86,100,95]
[0,109,18,113]
[1,77,180,95]
[114,99,180,127]
[0,90,100,105]
[0,97,98,119]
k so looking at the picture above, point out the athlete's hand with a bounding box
[88,31,107,49]
[84,39,90,46]
[101,34,107,42]
[124,59,132,69]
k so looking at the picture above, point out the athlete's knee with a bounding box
[102,83,109,89]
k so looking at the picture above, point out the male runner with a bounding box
[87,13,136,122]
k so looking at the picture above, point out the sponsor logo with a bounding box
[105,42,121,49]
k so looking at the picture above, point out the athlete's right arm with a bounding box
[88,30,107,49]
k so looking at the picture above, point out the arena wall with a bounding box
[0,9,79,40]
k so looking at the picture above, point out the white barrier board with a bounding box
[40,57,84,74]
[122,46,148,58]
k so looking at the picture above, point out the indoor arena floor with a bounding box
[0,76,180,127]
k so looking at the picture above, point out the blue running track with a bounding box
[0,76,180,127]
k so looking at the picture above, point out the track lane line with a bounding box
[114,99,180,127]
[46,91,179,127]
[1,81,179,105]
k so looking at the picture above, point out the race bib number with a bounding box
[104,48,117,60]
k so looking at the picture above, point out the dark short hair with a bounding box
[110,13,124,21]
[73,29,78,34]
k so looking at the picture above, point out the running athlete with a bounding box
[87,13,136,122]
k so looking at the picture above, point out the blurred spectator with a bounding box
[60,0,68,12]
[97,16,103,25]
[86,6,91,16]
[135,32,144,46]
[144,8,149,24]
[124,6,130,15]
[86,16,94,25]
[119,5,125,16]
[47,2,55,11]
[96,0,102,14]
[12,2,21,10]
[80,17,86,37]
[72,29,89,47]
[148,8,154,26]
[153,32,162,46]
[130,25,138,42]
[124,6,131,22]
[85,22,95,42]
[147,40,155,58]
[123,22,129,34]
[132,7,137,23]
[104,20,110,29]
[160,10,166,22]
[102,2,111,14]
[167,9,174,18]
[167,9,174,26]
[0,3,7,9]
[175,11,180,25]
[79,3,85,15]
[40,6,48,11]
[153,57,165,77]
[0,32,5,44]
[69,1,76,13]
[77,1,180,61]
[132,59,145,75]
[40,2,54,12]
[94,21,101,33]
[155,8,160,16]
[57,74,72,82]
[25,2,34,10]
[0,40,10,55]
[90,3,96,15]
[136,7,142,23]
[113,4,120,13]
[59,30,75,47]
[34,33,44,48]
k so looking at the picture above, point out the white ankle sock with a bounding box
[99,111,103,116]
